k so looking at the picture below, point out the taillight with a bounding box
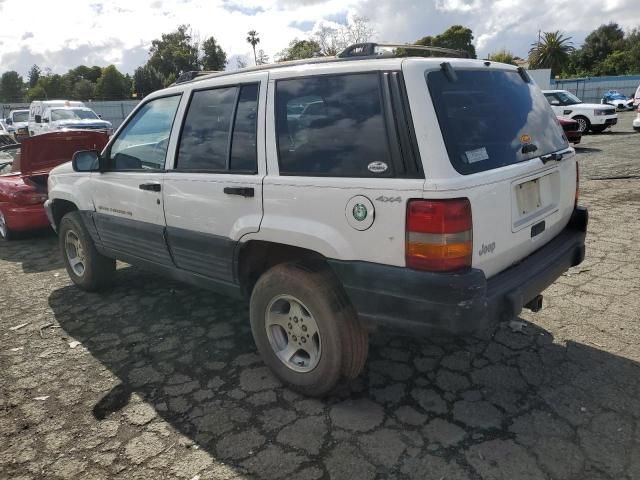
[406,198,472,272]
[11,187,47,205]
[575,162,580,207]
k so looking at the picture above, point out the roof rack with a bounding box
[175,70,221,85]
[338,43,469,59]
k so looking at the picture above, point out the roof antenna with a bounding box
[440,62,458,82]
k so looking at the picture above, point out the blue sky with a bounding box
[0,0,638,76]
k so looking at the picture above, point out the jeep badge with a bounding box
[367,161,388,173]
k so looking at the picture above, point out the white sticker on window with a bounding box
[465,147,489,164]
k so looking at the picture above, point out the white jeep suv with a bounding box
[45,45,588,396]
[542,89,617,133]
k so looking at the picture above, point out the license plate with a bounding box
[516,178,541,216]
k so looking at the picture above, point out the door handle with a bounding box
[139,182,161,192]
[224,187,254,197]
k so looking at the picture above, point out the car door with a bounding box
[162,73,267,282]
[91,94,182,266]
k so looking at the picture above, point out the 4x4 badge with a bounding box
[352,204,368,222]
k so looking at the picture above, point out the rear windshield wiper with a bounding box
[521,143,538,154]
[540,152,564,164]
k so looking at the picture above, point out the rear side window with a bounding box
[177,84,259,173]
[275,73,392,177]
[427,69,568,175]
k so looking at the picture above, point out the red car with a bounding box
[0,130,108,240]
[557,116,582,145]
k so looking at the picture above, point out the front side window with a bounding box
[13,111,28,122]
[275,73,392,177]
[107,95,181,171]
[176,84,259,172]
[427,69,568,175]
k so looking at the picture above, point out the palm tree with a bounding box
[528,31,575,77]
[246,30,260,65]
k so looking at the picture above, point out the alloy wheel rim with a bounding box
[576,118,587,133]
[65,230,86,277]
[0,211,6,238]
[265,295,321,373]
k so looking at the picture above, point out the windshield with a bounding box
[557,91,582,105]
[427,69,568,175]
[51,108,99,121]
[12,111,28,122]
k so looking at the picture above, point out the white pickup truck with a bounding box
[29,100,113,137]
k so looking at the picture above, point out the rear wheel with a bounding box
[574,116,590,134]
[0,210,13,241]
[59,211,115,291]
[250,263,368,397]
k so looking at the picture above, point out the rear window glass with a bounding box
[275,73,392,177]
[427,69,568,175]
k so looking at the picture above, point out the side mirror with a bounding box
[5,118,12,125]
[551,100,560,106]
[98,114,103,119]
[72,150,100,172]
[35,115,42,124]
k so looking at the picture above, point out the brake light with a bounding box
[575,162,580,207]
[11,186,47,205]
[406,198,472,271]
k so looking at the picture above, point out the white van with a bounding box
[29,100,113,136]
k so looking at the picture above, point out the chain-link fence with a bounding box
[1,100,140,129]
[551,75,640,104]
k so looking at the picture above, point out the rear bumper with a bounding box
[3,203,50,232]
[329,207,588,335]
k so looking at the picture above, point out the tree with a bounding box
[149,24,200,78]
[487,49,517,65]
[72,79,96,100]
[27,65,41,88]
[277,39,321,62]
[255,49,269,65]
[0,71,24,102]
[246,30,260,65]
[95,65,130,100]
[133,65,165,98]
[313,15,374,56]
[236,56,248,69]
[416,25,476,58]
[528,31,574,77]
[581,23,625,73]
[201,36,227,71]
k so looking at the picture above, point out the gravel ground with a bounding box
[1,112,639,480]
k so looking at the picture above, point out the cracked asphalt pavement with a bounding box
[1,112,639,479]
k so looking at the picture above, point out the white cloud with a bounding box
[0,0,639,76]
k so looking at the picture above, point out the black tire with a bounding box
[573,116,590,134]
[0,209,14,241]
[249,263,368,397]
[59,211,115,291]
[590,125,608,134]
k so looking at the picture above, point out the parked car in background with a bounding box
[29,100,113,137]
[5,109,30,141]
[601,90,634,111]
[633,104,640,132]
[543,89,617,134]
[557,117,582,144]
[633,84,640,108]
[0,122,17,147]
[0,130,108,240]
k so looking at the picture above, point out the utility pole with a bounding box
[537,30,541,49]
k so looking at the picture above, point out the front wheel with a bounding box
[249,263,368,397]
[573,116,590,134]
[59,211,115,291]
